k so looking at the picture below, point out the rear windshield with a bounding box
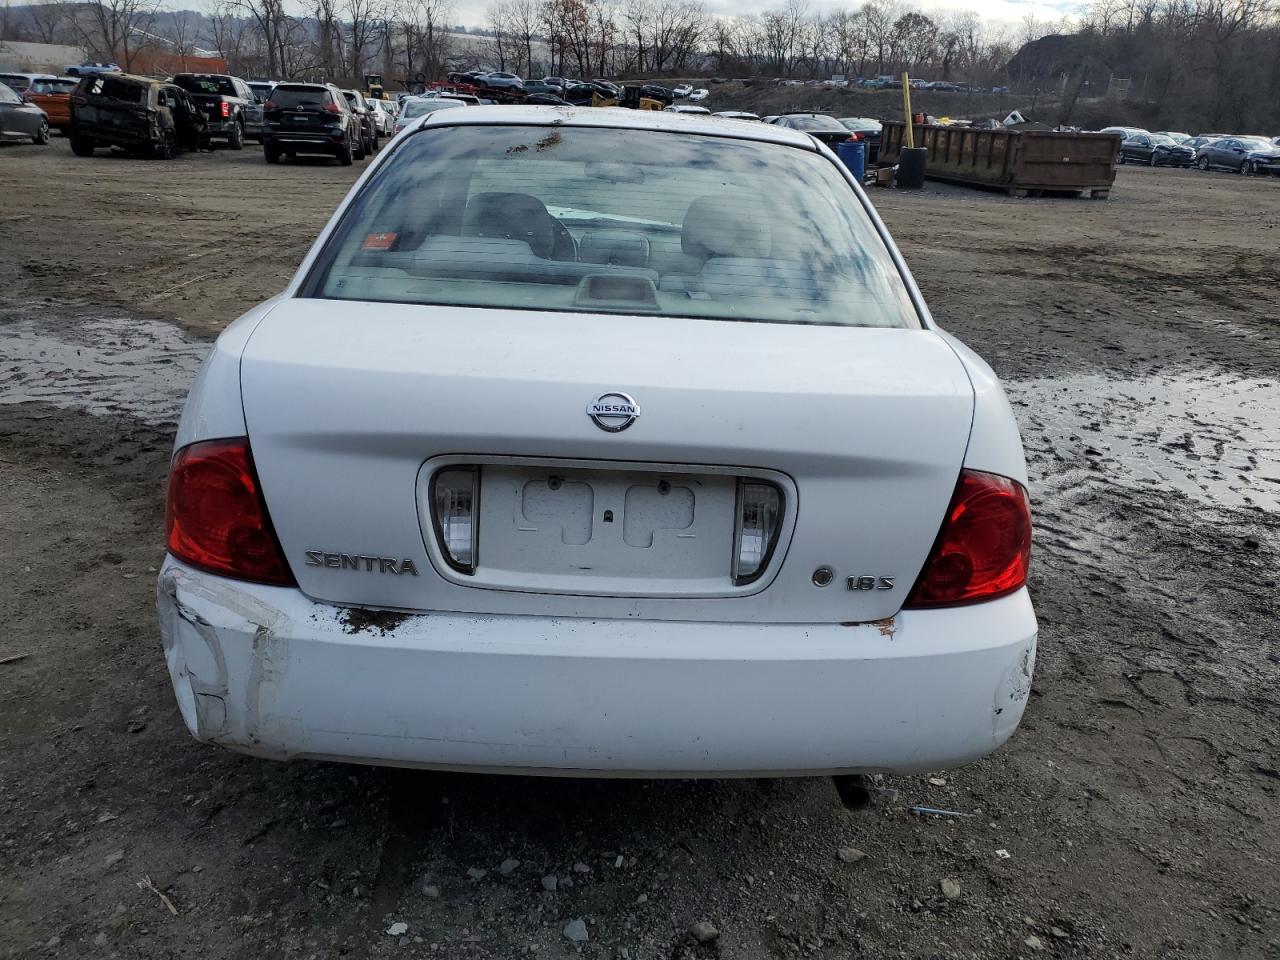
[401,98,464,118]
[302,124,919,328]
[85,76,145,103]
[270,86,332,109]
[0,74,31,90]
[31,78,77,94]
[787,116,845,132]
[174,75,235,96]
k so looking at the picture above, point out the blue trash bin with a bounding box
[836,139,866,182]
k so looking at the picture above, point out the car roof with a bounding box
[416,105,819,148]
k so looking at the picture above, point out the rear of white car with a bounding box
[157,108,1036,777]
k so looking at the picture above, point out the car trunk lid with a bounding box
[239,299,975,624]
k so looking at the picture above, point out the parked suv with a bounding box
[69,73,205,159]
[262,82,361,165]
[23,76,78,134]
[171,73,261,147]
[341,89,379,155]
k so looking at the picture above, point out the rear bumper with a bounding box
[264,131,344,151]
[156,559,1037,777]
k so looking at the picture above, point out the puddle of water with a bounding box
[0,316,207,425]
[1008,373,1280,512]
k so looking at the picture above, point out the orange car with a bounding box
[22,76,78,133]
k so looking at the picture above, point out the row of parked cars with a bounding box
[771,76,1001,93]
[1102,126,1280,176]
[440,71,711,105]
[0,69,402,164]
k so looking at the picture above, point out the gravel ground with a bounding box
[1,139,1278,960]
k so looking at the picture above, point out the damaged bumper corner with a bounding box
[155,558,1038,777]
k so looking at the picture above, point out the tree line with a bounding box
[1023,0,1280,132]
[475,0,1060,85]
[3,0,1278,133]
[2,0,1061,87]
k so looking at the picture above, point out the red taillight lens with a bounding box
[904,469,1031,608]
[324,101,341,114]
[220,101,231,118]
[262,99,276,111]
[165,438,295,586]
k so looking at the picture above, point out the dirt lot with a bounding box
[1,139,1278,960]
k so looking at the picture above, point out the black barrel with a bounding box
[897,146,927,189]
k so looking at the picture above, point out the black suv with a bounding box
[262,83,361,165]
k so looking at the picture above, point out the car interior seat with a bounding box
[462,191,576,261]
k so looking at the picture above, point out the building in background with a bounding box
[0,40,87,74]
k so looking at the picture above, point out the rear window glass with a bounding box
[0,74,31,90]
[174,75,235,96]
[787,116,845,132]
[402,98,463,118]
[302,124,919,328]
[270,86,332,108]
[31,79,77,93]
[86,76,145,103]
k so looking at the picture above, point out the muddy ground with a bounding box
[1,140,1278,960]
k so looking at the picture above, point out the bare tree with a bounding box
[391,0,452,83]
[229,0,293,80]
[76,0,161,71]
[23,0,76,44]
[159,8,201,58]
[345,0,386,80]
[485,0,510,69]
[860,0,898,75]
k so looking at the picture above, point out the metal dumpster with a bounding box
[878,123,1122,198]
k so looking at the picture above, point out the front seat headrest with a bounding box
[681,194,771,262]
[462,191,571,260]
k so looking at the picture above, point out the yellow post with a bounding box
[902,72,914,148]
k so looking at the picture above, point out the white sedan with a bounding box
[365,97,396,136]
[158,107,1036,785]
[392,95,465,135]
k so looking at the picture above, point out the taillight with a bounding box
[324,101,341,114]
[430,467,478,573]
[262,99,276,111]
[904,469,1031,608]
[165,438,295,586]
[732,480,782,585]
[220,101,230,118]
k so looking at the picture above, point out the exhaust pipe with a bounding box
[832,774,872,811]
